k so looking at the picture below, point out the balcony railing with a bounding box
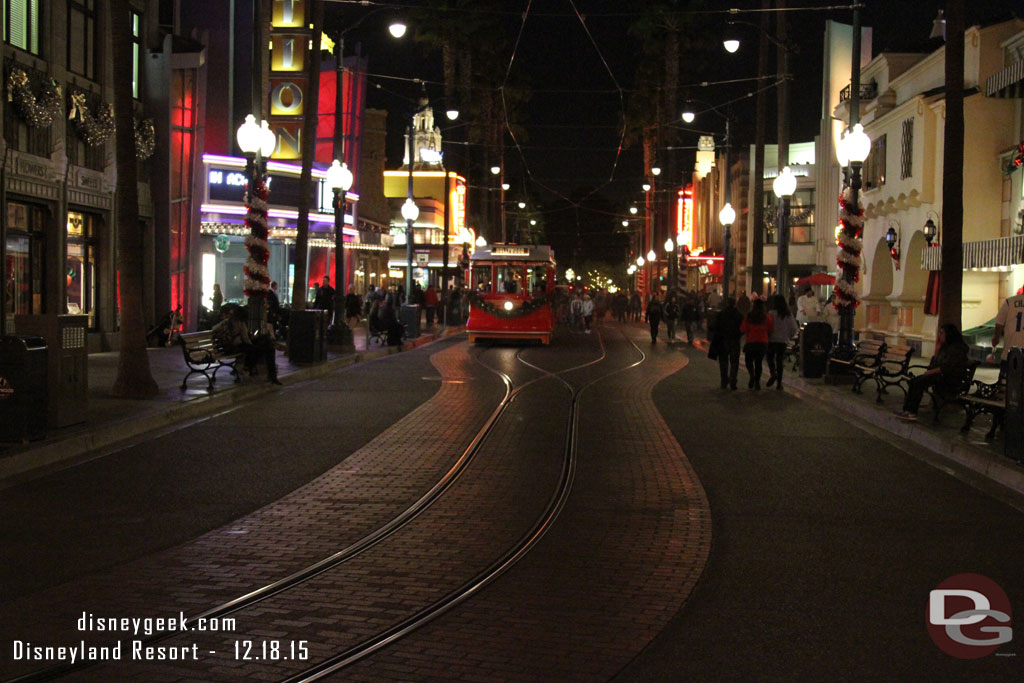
[839,82,877,103]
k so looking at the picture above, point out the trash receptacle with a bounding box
[800,322,833,379]
[14,314,88,427]
[1005,347,1023,463]
[400,304,421,339]
[288,309,328,363]
[0,336,48,442]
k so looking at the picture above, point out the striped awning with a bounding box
[920,235,1024,271]
[986,60,1024,99]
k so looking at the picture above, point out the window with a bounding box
[4,201,47,329]
[66,211,99,328]
[900,118,913,180]
[131,11,142,98]
[762,187,815,245]
[5,0,40,55]
[864,134,886,190]
[68,1,97,80]
[2,70,52,158]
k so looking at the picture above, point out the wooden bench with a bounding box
[828,339,885,391]
[179,331,243,390]
[960,365,1006,439]
[868,343,916,403]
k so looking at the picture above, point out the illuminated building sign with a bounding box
[269,0,310,158]
[207,166,325,210]
[677,186,694,251]
[452,178,466,233]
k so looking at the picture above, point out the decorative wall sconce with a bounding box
[923,211,939,246]
[885,220,901,270]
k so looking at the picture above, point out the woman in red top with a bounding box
[740,298,773,390]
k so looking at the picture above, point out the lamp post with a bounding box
[326,160,354,346]
[719,203,736,302]
[237,114,276,334]
[773,165,796,296]
[835,120,870,353]
[664,237,676,294]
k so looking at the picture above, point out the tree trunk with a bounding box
[290,0,324,310]
[938,0,964,330]
[110,0,158,398]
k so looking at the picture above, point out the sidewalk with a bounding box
[687,335,1024,498]
[0,322,461,485]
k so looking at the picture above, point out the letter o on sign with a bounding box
[271,82,303,115]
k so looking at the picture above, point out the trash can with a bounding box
[800,322,833,379]
[288,309,328,363]
[400,304,421,339]
[14,314,88,427]
[0,336,48,442]
[1005,347,1023,463]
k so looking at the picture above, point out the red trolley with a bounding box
[466,244,556,344]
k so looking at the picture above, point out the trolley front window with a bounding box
[473,265,493,293]
[496,265,526,294]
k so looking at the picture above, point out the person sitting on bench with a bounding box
[212,306,280,384]
[894,323,968,421]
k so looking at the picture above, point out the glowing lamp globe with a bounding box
[647,249,657,261]
[629,206,638,215]
[490,166,501,175]
[845,123,871,164]
[651,167,661,176]
[719,202,736,226]
[326,160,353,192]
[642,182,651,192]
[664,238,674,252]
[681,110,695,124]
[723,39,740,53]
[518,201,526,209]
[475,236,487,247]
[236,114,262,155]
[773,166,796,199]
[636,256,645,267]
[259,120,276,157]
[401,198,419,222]
[388,22,407,38]
[503,301,514,311]
[446,109,459,121]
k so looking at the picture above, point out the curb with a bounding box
[690,337,1023,497]
[0,328,463,486]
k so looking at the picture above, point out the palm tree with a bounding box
[938,0,964,330]
[109,0,157,398]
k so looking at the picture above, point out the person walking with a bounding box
[664,295,679,342]
[740,298,773,390]
[736,291,752,318]
[630,290,642,322]
[766,295,799,390]
[570,292,584,332]
[991,287,1024,352]
[682,294,697,344]
[211,283,224,317]
[424,284,439,327]
[645,293,664,343]
[582,292,595,333]
[709,297,744,389]
[895,324,969,420]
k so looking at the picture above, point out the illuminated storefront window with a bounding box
[66,211,98,328]
[4,201,46,329]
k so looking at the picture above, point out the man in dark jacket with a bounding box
[895,323,969,420]
[645,294,664,343]
[710,297,744,389]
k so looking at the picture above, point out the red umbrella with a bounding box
[796,272,836,286]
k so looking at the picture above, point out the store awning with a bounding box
[920,235,1024,271]
[986,60,1024,99]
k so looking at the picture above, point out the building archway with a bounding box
[864,237,894,335]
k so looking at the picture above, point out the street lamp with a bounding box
[629,206,638,215]
[665,238,676,293]
[326,160,354,346]
[388,21,407,38]
[237,114,272,333]
[650,166,661,176]
[475,235,487,248]
[773,165,796,295]
[636,255,645,267]
[719,202,736,301]
[923,215,939,246]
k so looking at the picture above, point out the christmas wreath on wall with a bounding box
[6,67,62,128]
[68,91,115,147]
[1006,141,1024,176]
[135,118,155,160]
[467,290,549,318]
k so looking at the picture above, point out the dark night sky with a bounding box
[327,0,1023,266]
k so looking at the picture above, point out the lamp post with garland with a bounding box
[236,114,277,334]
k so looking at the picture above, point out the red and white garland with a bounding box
[243,179,271,298]
[833,186,863,310]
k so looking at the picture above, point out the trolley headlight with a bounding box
[503,301,515,311]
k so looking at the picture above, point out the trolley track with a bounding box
[281,329,647,681]
[9,340,609,683]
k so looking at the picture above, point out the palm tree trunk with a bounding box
[290,0,324,310]
[938,0,964,330]
[750,0,770,295]
[110,0,157,398]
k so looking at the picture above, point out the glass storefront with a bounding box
[66,210,99,328]
[4,201,47,330]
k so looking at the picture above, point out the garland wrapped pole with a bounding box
[243,160,270,333]
[833,4,863,360]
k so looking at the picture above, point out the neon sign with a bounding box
[677,186,694,251]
